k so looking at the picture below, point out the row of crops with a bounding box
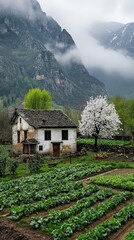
[30,191,133,239]
[125,229,134,240]
[77,202,134,240]
[91,173,134,191]
[10,185,100,220]
[0,162,134,240]
[0,163,113,214]
[0,163,112,192]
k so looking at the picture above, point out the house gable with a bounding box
[12,114,36,146]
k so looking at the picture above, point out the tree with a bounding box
[112,97,134,144]
[0,110,12,144]
[24,88,53,110]
[79,95,121,151]
[112,96,130,138]
[125,98,134,145]
[63,107,80,125]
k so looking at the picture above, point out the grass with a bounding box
[0,143,134,181]
[77,138,131,146]
[0,161,133,182]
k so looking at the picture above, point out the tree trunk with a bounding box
[132,132,134,146]
[94,135,98,152]
[132,132,134,154]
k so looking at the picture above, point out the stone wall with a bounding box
[77,143,134,154]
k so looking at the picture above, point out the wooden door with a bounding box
[53,143,60,157]
[23,145,29,154]
[30,145,36,154]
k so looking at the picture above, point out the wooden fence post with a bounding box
[70,152,72,164]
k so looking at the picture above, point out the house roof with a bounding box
[11,108,77,129]
[22,138,39,145]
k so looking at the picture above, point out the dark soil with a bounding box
[0,219,51,240]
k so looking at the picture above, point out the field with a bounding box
[77,138,131,146]
[0,158,134,240]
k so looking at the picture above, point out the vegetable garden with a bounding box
[0,162,134,240]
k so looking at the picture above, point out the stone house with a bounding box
[11,109,77,156]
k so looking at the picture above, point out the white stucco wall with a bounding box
[36,128,77,155]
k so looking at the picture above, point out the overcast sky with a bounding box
[38,0,134,78]
[38,0,134,27]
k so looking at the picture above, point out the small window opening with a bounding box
[17,131,20,143]
[45,130,51,140]
[39,145,43,151]
[62,130,68,140]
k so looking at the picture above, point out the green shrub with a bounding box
[0,145,10,176]
[28,158,42,173]
[0,154,7,176]
[9,159,19,175]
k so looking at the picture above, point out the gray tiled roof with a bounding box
[21,139,39,144]
[11,109,77,128]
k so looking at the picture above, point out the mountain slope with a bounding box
[89,21,134,98]
[106,22,134,57]
[90,21,123,45]
[0,0,106,109]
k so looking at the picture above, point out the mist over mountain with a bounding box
[106,22,134,57]
[90,22,124,46]
[89,21,134,98]
[0,0,106,109]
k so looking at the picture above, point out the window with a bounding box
[17,131,20,143]
[39,145,43,151]
[62,130,68,140]
[45,130,51,140]
[20,118,22,124]
[24,130,27,139]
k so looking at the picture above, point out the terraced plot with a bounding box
[0,163,134,240]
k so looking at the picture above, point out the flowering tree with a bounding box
[79,96,121,151]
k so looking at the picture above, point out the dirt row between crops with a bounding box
[100,168,134,176]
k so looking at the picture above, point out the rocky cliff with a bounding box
[0,0,106,109]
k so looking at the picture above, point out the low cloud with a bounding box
[76,32,134,78]
[55,47,82,66]
[39,0,134,79]
[55,48,81,65]
[46,43,81,66]
[0,0,41,21]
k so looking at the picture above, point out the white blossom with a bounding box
[79,95,122,139]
